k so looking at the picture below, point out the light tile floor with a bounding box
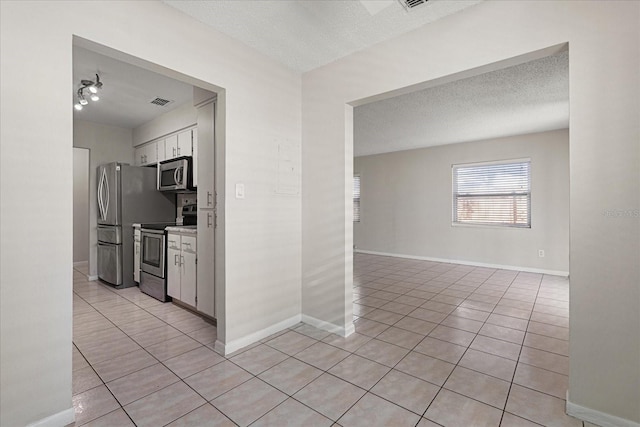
[71,253,587,426]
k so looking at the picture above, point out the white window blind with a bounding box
[452,160,531,227]
[353,175,361,222]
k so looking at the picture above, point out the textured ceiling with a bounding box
[354,50,569,157]
[73,46,193,129]
[162,0,483,72]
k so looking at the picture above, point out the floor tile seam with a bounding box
[516,358,568,376]
[246,394,331,427]
[365,386,437,418]
[75,294,187,382]
[524,326,569,341]
[290,347,352,372]
[475,328,526,345]
[512,360,569,384]
[77,376,127,426]
[521,342,568,358]
[502,410,547,426]
[440,381,510,412]
[158,403,213,427]
[508,382,571,408]
[80,343,163,383]
[105,371,182,408]
[533,300,571,309]
[245,339,307,363]
[530,311,570,322]
[499,276,542,426]
[159,345,224,380]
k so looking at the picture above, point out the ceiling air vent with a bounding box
[398,0,428,10]
[149,97,174,107]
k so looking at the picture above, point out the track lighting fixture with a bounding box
[74,73,103,111]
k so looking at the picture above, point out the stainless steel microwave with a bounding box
[159,157,193,191]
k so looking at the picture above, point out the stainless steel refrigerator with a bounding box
[97,162,175,288]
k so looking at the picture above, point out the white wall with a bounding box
[0,1,301,426]
[73,148,90,264]
[73,120,134,278]
[354,130,569,274]
[133,101,197,146]
[302,1,639,424]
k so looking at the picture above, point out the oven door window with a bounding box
[142,235,162,268]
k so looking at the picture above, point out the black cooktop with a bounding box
[140,222,177,230]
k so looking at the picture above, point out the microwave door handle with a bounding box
[174,166,183,185]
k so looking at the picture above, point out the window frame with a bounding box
[452,158,531,229]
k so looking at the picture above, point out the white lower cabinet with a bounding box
[133,227,141,283]
[197,210,215,318]
[166,232,197,307]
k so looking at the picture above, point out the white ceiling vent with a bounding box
[149,97,174,107]
[398,0,428,10]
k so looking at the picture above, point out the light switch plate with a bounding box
[235,183,245,199]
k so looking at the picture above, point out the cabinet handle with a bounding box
[177,146,181,156]
[175,254,179,265]
[207,191,212,207]
[181,255,185,269]
[207,212,212,228]
[173,147,176,157]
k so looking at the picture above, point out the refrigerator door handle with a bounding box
[98,168,105,221]
[103,168,110,219]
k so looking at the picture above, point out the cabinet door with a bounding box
[197,210,215,317]
[145,141,158,164]
[192,129,198,187]
[157,139,167,163]
[166,234,181,299]
[133,230,141,283]
[181,235,197,307]
[134,146,145,166]
[197,102,215,208]
[165,134,178,160]
[177,130,192,157]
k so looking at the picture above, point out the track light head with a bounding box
[74,74,103,110]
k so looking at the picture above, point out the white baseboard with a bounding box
[87,275,98,281]
[214,314,302,356]
[26,407,75,427]
[355,249,569,277]
[566,397,640,427]
[302,314,355,337]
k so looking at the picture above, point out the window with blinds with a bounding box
[353,175,361,222]
[452,159,531,228]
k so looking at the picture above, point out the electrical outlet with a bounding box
[538,249,545,258]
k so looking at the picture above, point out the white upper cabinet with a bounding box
[164,134,179,160]
[197,102,215,208]
[177,130,193,158]
[154,129,194,164]
[192,128,198,188]
[134,142,157,166]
